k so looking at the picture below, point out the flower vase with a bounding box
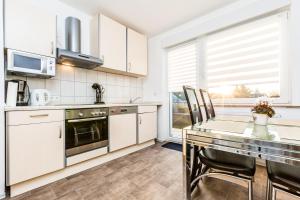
[253,113,269,126]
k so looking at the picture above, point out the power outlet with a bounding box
[51,96,60,102]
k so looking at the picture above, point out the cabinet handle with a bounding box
[101,55,104,62]
[59,126,62,139]
[51,42,54,55]
[139,116,142,124]
[29,114,49,118]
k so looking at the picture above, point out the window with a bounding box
[205,12,289,103]
[167,41,197,138]
[168,41,198,92]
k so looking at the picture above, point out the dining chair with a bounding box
[266,160,300,200]
[199,89,215,120]
[182,85,203,192]
[183,86,256,200]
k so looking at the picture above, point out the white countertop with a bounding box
[4,102,162,111]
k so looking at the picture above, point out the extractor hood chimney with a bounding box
[57,17,103,69]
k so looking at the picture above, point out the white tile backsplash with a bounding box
[75,97,87,104]
[98,72,106,85]
[61,96,74,104]
[75,82,87,97]
[86,70,98,83]
[123,76,130,87]
[86,82,95,97]
[106,73,118,85]
[74,68,87,82]
[6,67,143,105]
[27,77,45,90]
[60,65,75,81]
[52,65,62,80]
[61,81,74,97]
[46,79,60,96]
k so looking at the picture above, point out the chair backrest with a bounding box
[199,89,216,120]
[183,86,203,125]
[267,160,300,183]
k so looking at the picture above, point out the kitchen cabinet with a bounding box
[138,106,157,144]
[127,28,148,76]
[99,14,127,72]
[109,109,137,151]
[6,110,64,185]
[4,0,56,57]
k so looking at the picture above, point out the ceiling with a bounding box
[60,0,239,36]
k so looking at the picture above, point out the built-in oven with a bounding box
[5,48,56,78]
[65,108,108,157]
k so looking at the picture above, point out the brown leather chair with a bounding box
[183,86,256,200]
[266,160,300,200]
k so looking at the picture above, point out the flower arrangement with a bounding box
[251,97,275,118]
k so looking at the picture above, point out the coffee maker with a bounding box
[6,80,30,106]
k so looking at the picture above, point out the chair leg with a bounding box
[266,179,271,200]
[271,187,277,200]
[248,179,253,200]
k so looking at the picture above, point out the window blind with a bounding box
[206,13,286,89]
[167,41,197,92]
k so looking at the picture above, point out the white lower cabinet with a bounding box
[109,113,137,152]
[138,106,157,144]
[138,112,157,144]
[6,110,64,185]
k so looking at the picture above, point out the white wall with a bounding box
[0,0,5,198]
[144,0,300,141]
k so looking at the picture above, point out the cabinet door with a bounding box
[99,14,127,71]
[109,113,137,151]
[138,112,157,144]
[5,0,56,57]
[7,122,64,185]
[127,28,148,76]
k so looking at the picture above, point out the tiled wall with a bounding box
[6,65,143,105]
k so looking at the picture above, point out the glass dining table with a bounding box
[182,116,300,200]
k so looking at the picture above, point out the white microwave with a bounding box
[6,49,56,78]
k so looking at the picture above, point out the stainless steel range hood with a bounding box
[57,17,103,69]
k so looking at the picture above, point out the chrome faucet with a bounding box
[129,97,142,103]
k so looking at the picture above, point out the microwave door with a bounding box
[12,54,42,74]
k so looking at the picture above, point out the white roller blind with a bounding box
[206,13,286,89]
[167,41,197,92]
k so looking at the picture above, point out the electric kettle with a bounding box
[30,89,51,106]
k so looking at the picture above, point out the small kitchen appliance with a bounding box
[30,89,51,106]
[5,80,30,106]
[5,49,55,78]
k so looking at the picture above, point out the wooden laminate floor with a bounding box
[6,143,297,200]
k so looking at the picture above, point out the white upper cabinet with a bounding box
[127,28,148,76]
[99,14,127,72]
[4,0,56,57]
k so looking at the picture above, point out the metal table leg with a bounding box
[183,130,192,200]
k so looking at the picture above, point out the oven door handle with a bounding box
[67,116,107,123]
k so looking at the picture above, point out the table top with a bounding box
[184,117,300,148]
